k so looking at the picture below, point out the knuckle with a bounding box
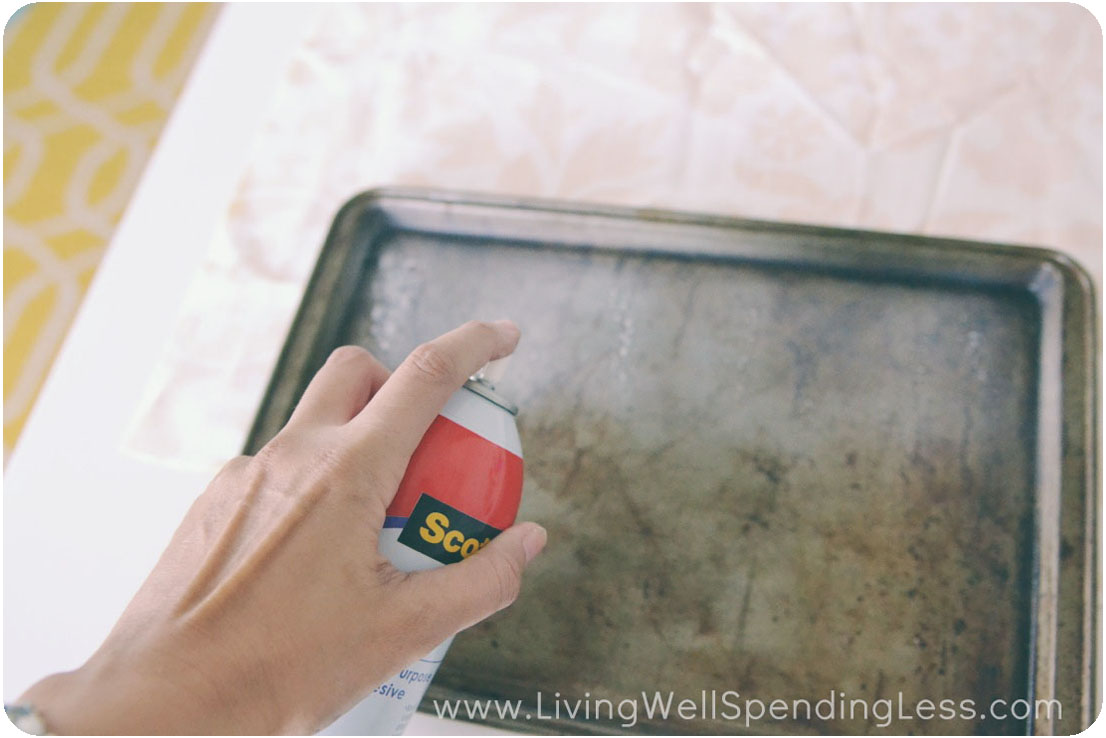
[217,454,252,478]
[356,442,405,490]
[406,342,458,385]
[311,442,359,480]
[254,431,294,469]
[487,553,523,609]
[327,344,372,366]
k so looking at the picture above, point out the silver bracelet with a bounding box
[5,704,52,735]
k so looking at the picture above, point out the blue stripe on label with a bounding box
[383,516,408,529]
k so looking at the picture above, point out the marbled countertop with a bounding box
[126,3,1100,471]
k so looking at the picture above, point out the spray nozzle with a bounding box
[473,356,511,389]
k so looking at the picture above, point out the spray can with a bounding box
[323,361,523,735]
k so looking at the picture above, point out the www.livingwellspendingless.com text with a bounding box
[432,690,1062,729]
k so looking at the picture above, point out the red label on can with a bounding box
[385,415,523,530]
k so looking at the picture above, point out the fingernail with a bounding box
[493,319,520,335]
[521,524,547,564]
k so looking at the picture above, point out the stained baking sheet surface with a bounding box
[247,190,1096,735]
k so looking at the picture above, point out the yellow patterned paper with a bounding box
[4,3,218,458]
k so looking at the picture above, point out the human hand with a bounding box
[19,320,547,735]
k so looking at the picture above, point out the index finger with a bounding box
[351,319,520,470]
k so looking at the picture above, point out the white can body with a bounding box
[320,384,523,735]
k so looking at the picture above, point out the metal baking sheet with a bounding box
[245,188,1097,735]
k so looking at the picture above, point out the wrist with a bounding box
[20,657,192,735]
[18,639,280,735]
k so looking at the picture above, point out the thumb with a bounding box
[395,522,547,644]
